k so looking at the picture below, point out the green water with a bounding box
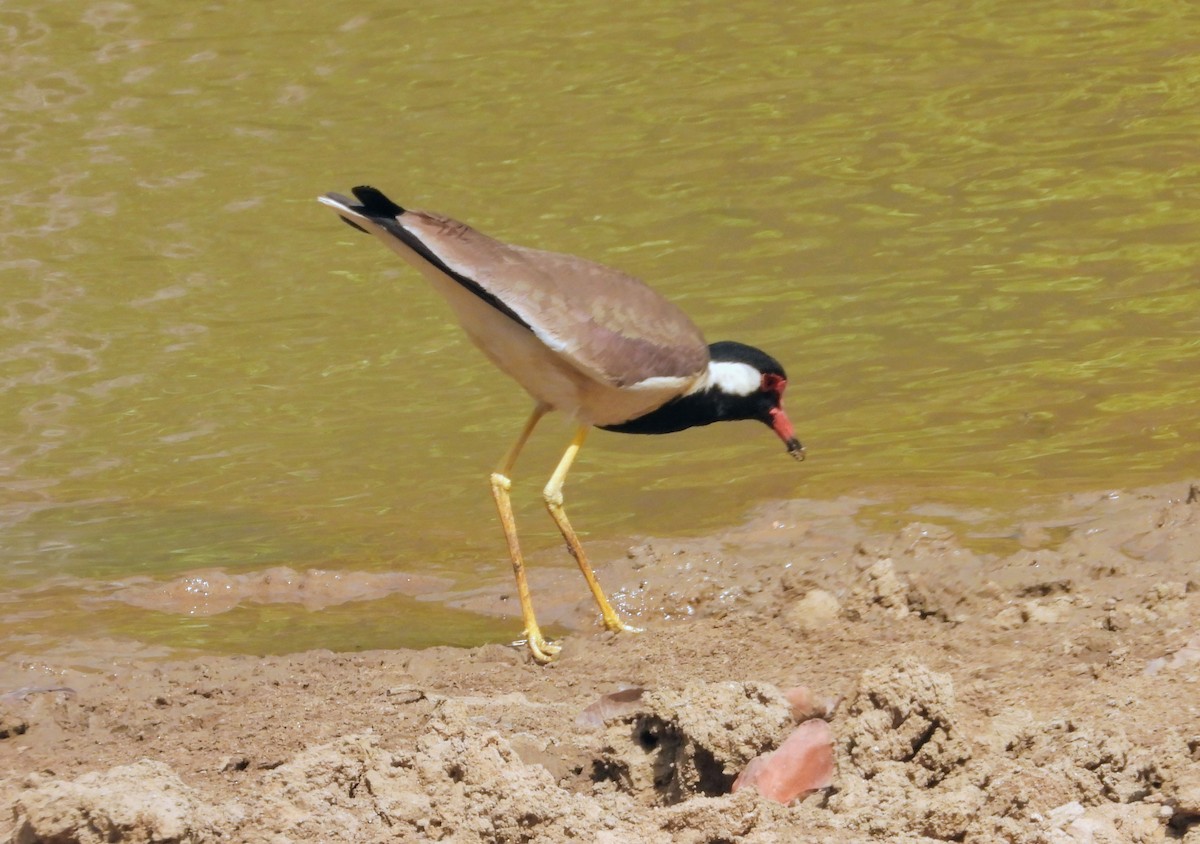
[2,0,1198,655]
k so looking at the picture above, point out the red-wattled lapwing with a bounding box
[319,186,803,662]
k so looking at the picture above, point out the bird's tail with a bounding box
[318,186,406,232]
[348,186,405,218]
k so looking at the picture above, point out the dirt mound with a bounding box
[589,681,796,805]
[11,760,224,844]
[6,663,1194,843]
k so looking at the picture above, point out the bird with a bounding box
[318,186,803,662]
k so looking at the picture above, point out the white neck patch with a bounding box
[699,360,761,397]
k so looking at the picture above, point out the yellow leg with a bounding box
[489,404,559,663]
[543,424,641,634]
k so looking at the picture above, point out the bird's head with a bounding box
[706,341,805,461]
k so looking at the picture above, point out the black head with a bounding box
[705,341,804,460]
[601,340,804,460]
[707,341,787,379]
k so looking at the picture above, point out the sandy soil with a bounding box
[2,481,1199,843]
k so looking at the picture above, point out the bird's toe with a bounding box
[603,616,643,635]
[523,633,562,663]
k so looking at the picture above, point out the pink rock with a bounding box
[732,718,835,804]
[575,687,645,729]
[782,685,838,721]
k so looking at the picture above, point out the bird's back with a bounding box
[396,209,710,390]
[320,188,713,424]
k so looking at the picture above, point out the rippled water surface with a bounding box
[3,0,1198,654]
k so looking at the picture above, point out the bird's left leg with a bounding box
[543,424,641,634]
[490,403,559,662]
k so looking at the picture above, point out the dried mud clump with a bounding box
[843,658,968,788]
[10,759,224,844]
[591,681,796,805]
[244,708,615,843]
[0,705,29,740]
[830,660,978,841]
[829,659,1179,843]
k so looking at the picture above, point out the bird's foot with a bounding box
[521,630,562,664]
[601,613,643,635]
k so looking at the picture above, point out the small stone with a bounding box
[1025,599,1067,624]
[782,686,838,722]
[0,707,29,739]
[387,687,426,704]
[783,589,841,632]
[993,605,1026,630]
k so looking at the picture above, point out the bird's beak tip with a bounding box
[786,439,805,462]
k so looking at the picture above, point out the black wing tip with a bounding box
[337,216,369,234]
[350,185,406,218]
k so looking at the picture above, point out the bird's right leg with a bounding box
[543,424,640,635]
[489,403,559,662]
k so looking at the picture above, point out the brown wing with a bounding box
[398,210,710,388]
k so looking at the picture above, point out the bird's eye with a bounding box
[761,372,787,396]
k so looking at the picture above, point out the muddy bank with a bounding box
[2,482,1199,842]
